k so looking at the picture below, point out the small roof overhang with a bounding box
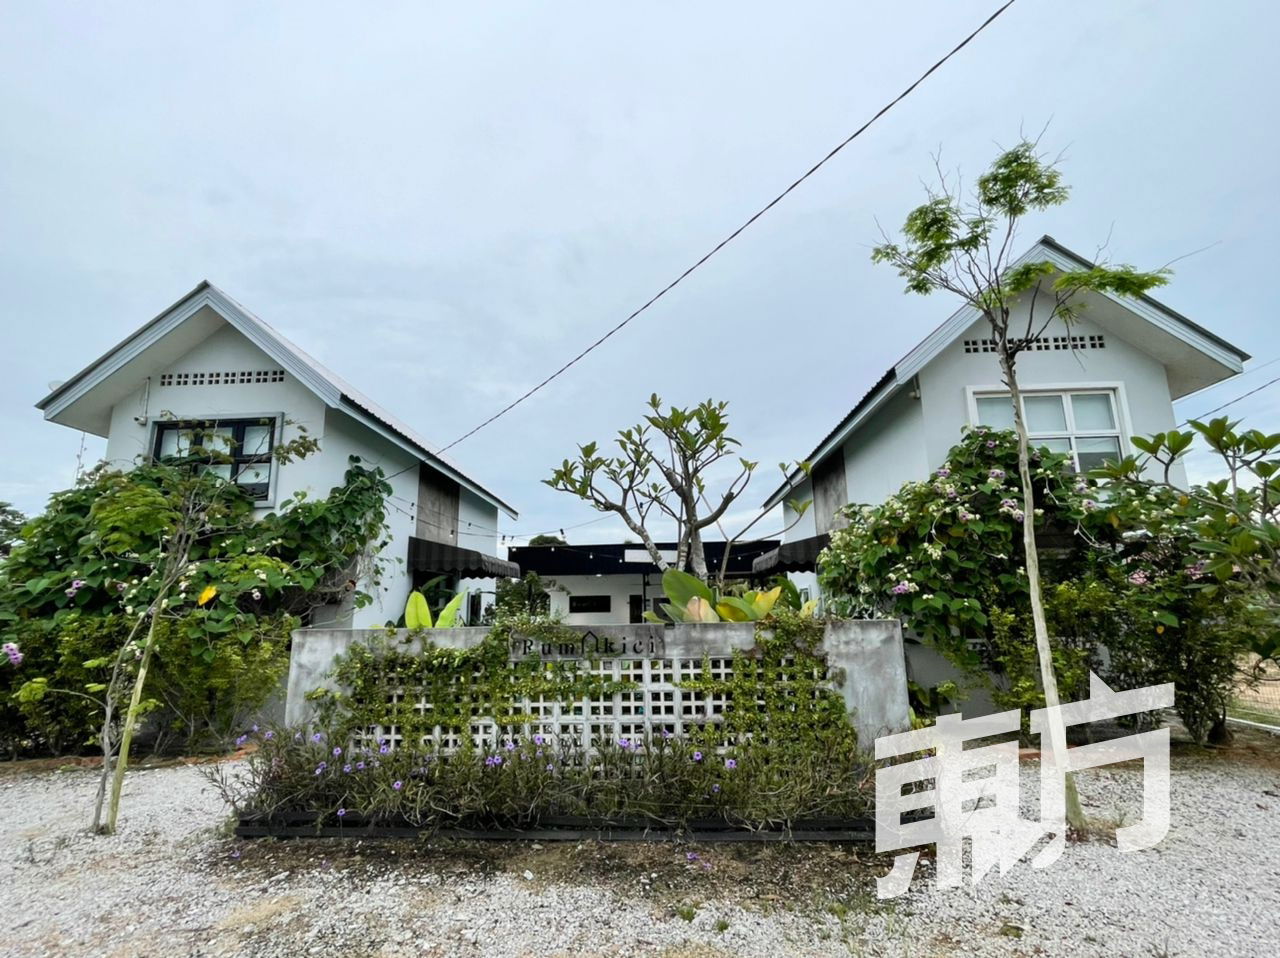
[751,533,831,575]
[408,536,520,579]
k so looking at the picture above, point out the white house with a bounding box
[754,236,1251,595]
[507,540,781,626]
[35,281,519,627]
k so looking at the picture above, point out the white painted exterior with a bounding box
[547,573,655,626]
[37,284,516,629]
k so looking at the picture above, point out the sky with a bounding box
[1,1,1276,546]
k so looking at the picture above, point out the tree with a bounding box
[526,534,566,547]
[871,140,1168,826]
[545,394,809,586]
[0,501,24,557]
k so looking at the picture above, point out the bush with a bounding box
[211,725,872,831]
[6,613,292,756]
[818,427,1259,744]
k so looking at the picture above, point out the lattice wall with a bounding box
[354,652,831,755]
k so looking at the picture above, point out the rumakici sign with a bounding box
[509,624,666,661]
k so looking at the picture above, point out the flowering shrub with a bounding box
[818,427,1260,742]
[211,723,872,831]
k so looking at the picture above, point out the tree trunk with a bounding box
[1002,353,1087,831]
[105,586,170,834]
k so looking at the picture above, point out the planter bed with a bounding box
[234,811,877,842]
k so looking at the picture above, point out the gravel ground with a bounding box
[2,732,1278,958]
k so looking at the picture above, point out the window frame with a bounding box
[965,382,1133,474]
[151,414,281,504]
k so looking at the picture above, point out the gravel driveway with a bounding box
[3,732,1277,957]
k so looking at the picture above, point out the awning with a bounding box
[751,533,831,575]
[407,536,520,578]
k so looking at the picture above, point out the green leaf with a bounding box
[661,568,713,609]
[404,591,432,630]
[435,591,466,629]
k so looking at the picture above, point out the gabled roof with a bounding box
[36,281,518,518]
[761,236,1250,510]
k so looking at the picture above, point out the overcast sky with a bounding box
[2,1,1276,546]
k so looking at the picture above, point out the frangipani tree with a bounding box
[871,140,1168,827]
[546,394,810,588]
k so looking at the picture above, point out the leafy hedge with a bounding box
[818,426,1263,742]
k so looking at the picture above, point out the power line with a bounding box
[433,0,1021,454]
[1180,374,1280,425]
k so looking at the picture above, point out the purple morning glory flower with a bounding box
[533,734,545,746]
[379,743,390,755]
[356,761,365,771]
[724,758,737,770]
[332,746,342,757]
[337,808,347,818]
[618,737,632,750]
[264,730,274,740]
[314,762,327,775]
[546,764,554,772]
[504,741,516,751]
[692,751,703,762]
[686,852,699,861]
[235,735,248,747]
[311,732,324,743]
[343,764,352,774]
[392,780,403,791]
[711,783,721,793]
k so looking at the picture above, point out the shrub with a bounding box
[211,725,872,831]
[8,613,293,755]
[818,427,1259,744]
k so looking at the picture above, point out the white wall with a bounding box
[547,573,654,625]
[918,310,1186,485]
[780,477,816,544]
[842,387,929,508]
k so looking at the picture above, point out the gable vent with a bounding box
[158,369,286,387]
[962,335,1105,354]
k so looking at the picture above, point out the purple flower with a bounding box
[392,780,403,790]
[891,582,911,595]
[986,440,996,448]
[693,751,703,762]
[546,764,554,772]
[533,734,545,746]
[379,743,390,755]
[337,808,347,818]
[935,467,951,478]
[314,762,327,775]
[724,758,737,770]
[264,730,274,740]
[343,764,352,774]
[311,732,324,743]
[988,468,1005,480]
[618,737,632,750]
[686,852,699,862]
[356,761,365,771]
[504,741,516,751]
[711,783,721,793]
[116,582,127,592]
[332,746,342,757]
[1082,499,1099,512]
[251,724,259,733]
[661,729,672,740]
[3,642,24,667]
[235,735,248,747]
[230,849,241,859]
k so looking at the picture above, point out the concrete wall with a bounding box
[285,619,910,750]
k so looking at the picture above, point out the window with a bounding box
[569,595,612,614]
[974,390,1123,473]
[153,418,276,500]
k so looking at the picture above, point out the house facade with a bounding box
[507,540,780,626]
[36,282,519,628]
[755,237,1251,597]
